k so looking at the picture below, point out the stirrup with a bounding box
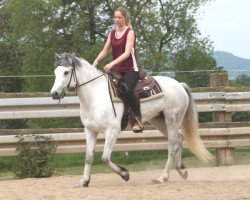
[132,116,144,133]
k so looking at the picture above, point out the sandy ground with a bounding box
[0,165,250,200]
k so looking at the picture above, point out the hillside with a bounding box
[213,51,250,79]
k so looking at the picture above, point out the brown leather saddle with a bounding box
[108,68,162,130]
[109,68,162,100]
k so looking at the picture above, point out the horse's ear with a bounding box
[64,53,73,66]
[55,53,61,61]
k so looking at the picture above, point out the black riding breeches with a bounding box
[122,71,141,117]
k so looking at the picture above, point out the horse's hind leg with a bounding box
[175,132,188,179]
[150,115,187,182]
[153,127,178,183]
[102,128,130,181]
[149,114,179,182]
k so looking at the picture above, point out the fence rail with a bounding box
[0,126,250,157]
[0,73,250,166]
[1,91,249,119]
[0,91,250,165]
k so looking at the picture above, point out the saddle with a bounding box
[108,68,162,130]
[109,68,162,99]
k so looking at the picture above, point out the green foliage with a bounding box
[0,7,23,92]
[26,118,83,129]
[229,74,250,87]
[0,0,213,92]
[0,115,83,130]
[0,156,15,172]
[232,112,250,122]
[0,119,28,129]
[14,133,57,178]
[235,74,250,86]
[172,42,216,87]
[198,112,212,123]
[0,150,197,177]
[53,150,194,170]
[2,149,250,177]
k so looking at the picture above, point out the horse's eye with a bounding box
[64,71,70,75]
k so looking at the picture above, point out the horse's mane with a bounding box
[55,52,101,75]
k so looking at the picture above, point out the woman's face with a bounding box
[114,11,126,27]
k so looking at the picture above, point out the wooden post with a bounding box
[209,72,229,87]
[209,72,234,166]
[215,147,234,166]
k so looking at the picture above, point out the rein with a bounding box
[65,67,117,117]
[66,64,107,90]
[75,73,106,88]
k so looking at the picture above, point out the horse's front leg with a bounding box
[81,128,98,187]
[102,129,130,182]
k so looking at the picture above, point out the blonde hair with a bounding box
[115,7,132,28]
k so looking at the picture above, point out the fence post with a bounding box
[209,72,234,166]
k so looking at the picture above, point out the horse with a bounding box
[50,53,212,187]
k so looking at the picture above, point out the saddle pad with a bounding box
[112,92,164,103]
[108,76,164,103]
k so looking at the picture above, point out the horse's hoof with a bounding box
[181,170,188,180]
[152,179,162,184]
[177,167,188,180]
[120,171,130,181]
[83,181,90,187]
[117,164,130,181]
[153,175,169,184]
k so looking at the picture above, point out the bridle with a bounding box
[65,64,107,91]
[59,64,116,117]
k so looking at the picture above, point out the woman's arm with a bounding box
[104,30,135,72]
[93,33,112,68]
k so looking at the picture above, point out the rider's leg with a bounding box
[123,72,144,132]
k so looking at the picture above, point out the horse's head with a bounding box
[50,53,81,100]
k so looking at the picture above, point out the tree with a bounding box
[0,4,22,92]
[0,0,217,129]
[171,41,216,87]
[235,74,250,86]
[4,0,109,92]
[130,0,214,72]
[2,0,214,92]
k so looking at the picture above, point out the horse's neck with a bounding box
[75,65,109,108]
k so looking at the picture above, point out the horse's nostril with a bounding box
[51,91,59,99]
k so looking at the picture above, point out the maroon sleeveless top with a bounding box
[110,27,139,73]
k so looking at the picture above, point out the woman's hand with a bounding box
[92,59,99,68]
[103,63,113,72]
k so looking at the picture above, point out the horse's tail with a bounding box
[181,83,213,163]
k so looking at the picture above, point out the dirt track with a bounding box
[0,165,250,200]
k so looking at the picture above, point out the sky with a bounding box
[197,0,250,59]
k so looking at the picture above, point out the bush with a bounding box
[14,133,57,178]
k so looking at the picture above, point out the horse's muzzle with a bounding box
[50,91,65,100]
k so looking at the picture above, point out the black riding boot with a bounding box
[125,91,144,132]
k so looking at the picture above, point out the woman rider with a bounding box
[92,7,144,132]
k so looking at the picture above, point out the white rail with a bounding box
[0,91,250,165]
[0,92,250,119]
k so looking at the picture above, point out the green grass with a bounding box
[1,148,250,179]
[52,150,170,176]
